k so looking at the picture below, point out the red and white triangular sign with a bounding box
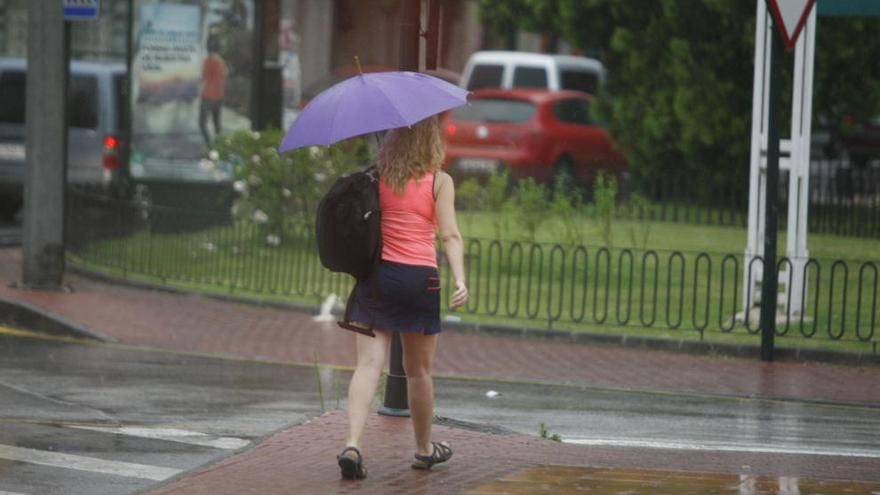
[766,0,816,49]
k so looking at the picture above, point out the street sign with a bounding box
[63,0,100,21]
[766,0,816,49]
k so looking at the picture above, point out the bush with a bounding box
[593,172,618,247]
[212,129,367,244]
[513,177,550,242]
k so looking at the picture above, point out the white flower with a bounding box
[309,146,321,158]
[252,131,261,140]
[233,180,248,193]
[230,204,240,216]
[282,188,292,198]
[253,209,269,223]
[209,150,220,161]
[251,154,261,164]
[198,158,215,171]
[266,234,281,246]
[314,172,327,183]
[248,174,263,187]
[202,242,217,253]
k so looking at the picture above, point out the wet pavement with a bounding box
[468,466,880,494]
[0,331,324,495]
[2,329,879,494]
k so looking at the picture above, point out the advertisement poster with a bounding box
[131,0,254,182]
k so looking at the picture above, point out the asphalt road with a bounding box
[0,331,326,495]
[2,329,879,494]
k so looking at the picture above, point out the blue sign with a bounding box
[63,0,100,21]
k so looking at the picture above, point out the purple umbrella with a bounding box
[279,71,469,152]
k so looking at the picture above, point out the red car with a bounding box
[442,89,627,187]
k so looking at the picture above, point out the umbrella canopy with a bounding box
[279,71,469,152]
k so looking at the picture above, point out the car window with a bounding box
[560,69,599,95]
[512,66,547,88]
[0,71,100,128]
[452,98,535,123]
[0,71,26,125]
[552,99,592,126]
[466,64,503,90]
[69,75,98,129]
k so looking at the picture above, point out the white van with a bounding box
[460,51,605,95]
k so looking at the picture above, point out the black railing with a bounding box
[625,161,880,238]
[66,190,879,353]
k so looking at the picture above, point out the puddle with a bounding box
[468,465,880,494]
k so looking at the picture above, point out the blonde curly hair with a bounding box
[375,115,444,194]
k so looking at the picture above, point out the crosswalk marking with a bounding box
[562,437,880,459]
[69,426,250,450]
[0,444,182,481]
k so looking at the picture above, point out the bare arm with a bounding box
[435,171,468,308]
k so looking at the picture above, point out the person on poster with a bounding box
[199,37,227,148]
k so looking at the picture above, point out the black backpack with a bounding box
[315,166,382,280]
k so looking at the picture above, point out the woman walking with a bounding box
[336,115,468,479]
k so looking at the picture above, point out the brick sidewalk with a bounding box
[148,411,880,494]
[0,248,877,406]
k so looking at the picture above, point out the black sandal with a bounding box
[337,446,367,480]
[411,441,453,470]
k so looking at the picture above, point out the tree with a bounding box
[479,0,880,193]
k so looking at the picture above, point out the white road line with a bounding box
[69,426,250,450]
[0,444,181,481]
[0,490,33,495]
[562,437,880,459]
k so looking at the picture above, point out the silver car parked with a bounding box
[0,58,126,219]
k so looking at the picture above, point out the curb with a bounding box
[67,262,880,366]
[0,294,117,343]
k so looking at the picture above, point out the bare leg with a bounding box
[400,332,439,456]
[344,328,391,450]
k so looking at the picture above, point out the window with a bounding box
[68,75,98,129]
[512,66,547,88]
[0,71,100,128]
[452,98,536,124]
[560,70,599,95]
[0,71,26,125]
[552,99,592,126]
[466,64,503,90]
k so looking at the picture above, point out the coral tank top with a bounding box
[379,173,437,268]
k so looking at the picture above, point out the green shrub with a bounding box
[513,178,550,242]
[551,175,585,246]
[593,172,618,247]
[212,130,367,243]
[486,168,513,239]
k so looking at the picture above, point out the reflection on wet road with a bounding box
[0,332,327,495]
[469,465,880,494]
[434,377,880,463]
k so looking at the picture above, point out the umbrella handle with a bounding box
[354,56,363,75]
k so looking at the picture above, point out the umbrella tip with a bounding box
[354,55,363,75]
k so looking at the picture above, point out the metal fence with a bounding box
[628,161,880,238]
[65,190,879,352]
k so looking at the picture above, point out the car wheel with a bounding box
[552,156,575,195]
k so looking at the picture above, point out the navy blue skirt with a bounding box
[343,260,442,335]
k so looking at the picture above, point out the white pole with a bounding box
[744,0,772,313]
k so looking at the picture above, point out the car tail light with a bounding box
[446,124,457,137]
[103,135,120,170]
